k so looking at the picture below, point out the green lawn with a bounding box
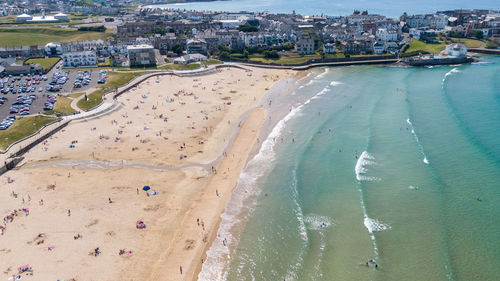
[44,96,76,116]
[403,39,447,55]
[201,59,223,66]
[77,90,104,111]
[69,92,85,98]
[249,52,350,64]
[0,115,59,151]
[160,63,201,70]
[25,57,60,71]
[450,38,483,48]
[77,71,147,111]
[0,28,102,47]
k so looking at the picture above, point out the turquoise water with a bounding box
[149,0,498,18]
[199,56,500,281]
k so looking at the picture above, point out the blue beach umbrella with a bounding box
[142,185,150,191]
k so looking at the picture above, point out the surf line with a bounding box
[406,118,430,165]
[198,85,331,281]
[355,151,390,257]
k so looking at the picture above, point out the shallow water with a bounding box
[200,56,500,281]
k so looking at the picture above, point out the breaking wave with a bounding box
[407,118,430,165]
[355,151,380,181]
[198,80,332,281]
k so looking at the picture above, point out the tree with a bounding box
[242,49,249,60]
[219,51,230,60]
[318,49,326,60]
[263,49,280,59]
[283,42,295,51]
[238,25,258,32]
[172,43,183,55]
[217,44,231,53]
[473,30,484,39]
[153,27,166,35]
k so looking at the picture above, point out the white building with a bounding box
[376,28,398,41]
[62,51,97,68]
[295,34,314,55]
[16,13,32,22]
[44,42,62,56]
[409,28,424,40]
[323,43,335,54]
[445,43,467,57]
[372,41,386,54]
[218,20,241,29]
[174,54,207,65]
[16,10,69,23]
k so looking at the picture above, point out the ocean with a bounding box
[148,0,498,18]
[199,55,500,281]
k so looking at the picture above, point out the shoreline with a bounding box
[0,66,295,281]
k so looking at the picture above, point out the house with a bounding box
[62,51,97,68]
[376,28,398,41]
[112,54,129,67]
[372,41,386,54]
[127,45,157,67]
[295,34,315,55]
[409,28,423,40]
[344,40,373,55]
[323,43,335,54]
[173,54,207,65]
[0,59,42,76]
[44,42,63,56]
[186,39,208,55]
[445,43,467,57]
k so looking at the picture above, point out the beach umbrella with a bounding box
[142,185,150,191]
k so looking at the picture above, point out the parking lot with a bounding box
[0,67,103,129]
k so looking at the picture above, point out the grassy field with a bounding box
[25,57,60,71]
[248,52,350,64]
[69,92,85,98]
[0,115,59,151]
[76,90,104,111]
[161,63,201,70]
[77,71,147,111]
[201,59,223,66]
[403,39,447,55]
[0,28,102,47]
[450,38,483,48]
[44,96,76,116]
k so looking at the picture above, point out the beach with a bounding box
[0,66,295,281]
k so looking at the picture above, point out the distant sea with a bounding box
[148,0,498,18]
[197,56,500,281]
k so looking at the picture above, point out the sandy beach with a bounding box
[0,66,295,281]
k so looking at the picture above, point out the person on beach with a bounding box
[68,209,71,216]
[180,266,183,274]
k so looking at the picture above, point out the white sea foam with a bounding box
[409,185,420,190]
[442,67,461,85]
[364,216,391,233]
[291,170,308,242]
[198,86,326,281]
[355,151,379,181]
[407,117,430,165]
[304,214,335,230]
[315,68,330,79]
[330,81,343,86]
